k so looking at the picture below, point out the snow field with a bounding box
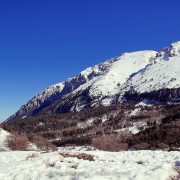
[0,149,179,180]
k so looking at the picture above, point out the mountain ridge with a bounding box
[7,41,180,122]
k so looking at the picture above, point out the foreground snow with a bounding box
[0,148,179,180]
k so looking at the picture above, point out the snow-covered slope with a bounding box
[124,42,180,93]
[0,128,10,151]
[7,41,180,121]
[8,58,117,120]
[66,50,157,110]
[121,42,180,104]
[89,51,157,105]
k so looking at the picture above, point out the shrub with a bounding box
[7,133,30,151]
[157,143,170,150]
[131,143,151,150]
[92,135,128,151]
[44,159,56,167]
[26,153,39,160]
[27,134,57,151]
[59,152,95,161]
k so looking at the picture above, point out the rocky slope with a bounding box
[7,41,180,121]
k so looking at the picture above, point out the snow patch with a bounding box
[130,108,141,116]
[0,128,10,151]
[115,122,147,134]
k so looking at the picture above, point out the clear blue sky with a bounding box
[0,0,180,122]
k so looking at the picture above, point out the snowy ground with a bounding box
[0,129,180,179]
[0,148,179,180]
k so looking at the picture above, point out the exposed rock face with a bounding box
[123,87,180,104]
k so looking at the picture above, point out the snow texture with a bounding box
[0,148,179,180]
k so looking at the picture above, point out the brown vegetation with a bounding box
[27,134,57,151]
[7,133,30,151]
[92,135,128,151]
[59,152,95,161]
[2,104,180,151]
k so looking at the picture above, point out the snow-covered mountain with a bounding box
[7,41,180,121]
[123,42,180,104]
[124,42,180,93]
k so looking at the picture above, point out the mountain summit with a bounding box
[8,42,180,121]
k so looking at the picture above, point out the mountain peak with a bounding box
[155,41,180,60]
[171,41,180,48]
[169,41,180,56]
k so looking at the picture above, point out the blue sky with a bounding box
[0,0,180,122]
